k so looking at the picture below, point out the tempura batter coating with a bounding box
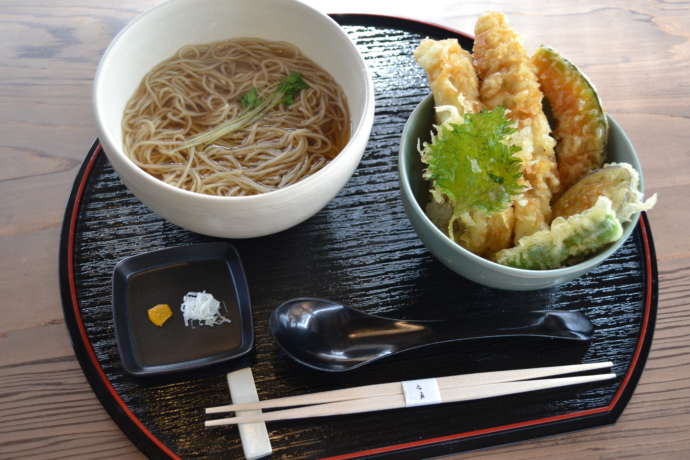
[415,38,515,257]
[473,12,560,243]
[532,46,608,190]
[414,39,482,124]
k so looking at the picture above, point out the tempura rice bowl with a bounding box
[399,95,646,291]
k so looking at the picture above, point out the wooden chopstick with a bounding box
[205,372,615,427]
[205,361,612,414]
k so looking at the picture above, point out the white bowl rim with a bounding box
[399,94,643,278]
[93,0,375,204]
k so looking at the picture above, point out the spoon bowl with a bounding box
[269,297,594,372]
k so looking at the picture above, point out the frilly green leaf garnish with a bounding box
[421,107,525,235]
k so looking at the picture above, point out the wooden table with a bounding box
[2,0,688,458]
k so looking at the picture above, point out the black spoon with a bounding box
[269,297,594,372]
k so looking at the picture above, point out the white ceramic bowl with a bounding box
[94,0,374,238]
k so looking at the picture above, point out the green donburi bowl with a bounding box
[398,94,645,291]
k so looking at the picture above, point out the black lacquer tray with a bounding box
[59,15,658,459]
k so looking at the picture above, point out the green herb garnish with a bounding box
[240,87,261,110]
[175,72,309,152]
[421,107,525,236]
[277,72,310,106]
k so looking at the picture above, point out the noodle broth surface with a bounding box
[122,38,350,196]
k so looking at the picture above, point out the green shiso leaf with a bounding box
[422,107,524,219]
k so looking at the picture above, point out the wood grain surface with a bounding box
[1,0,688,459]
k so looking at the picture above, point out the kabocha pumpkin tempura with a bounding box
[415,12,656,270]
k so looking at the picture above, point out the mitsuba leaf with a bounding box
[241,87,261,110]
[176,72,310,152]
[278,72,309,106]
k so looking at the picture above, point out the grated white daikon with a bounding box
[180,291,232,327]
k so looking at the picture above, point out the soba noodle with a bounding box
[122,38,350,196]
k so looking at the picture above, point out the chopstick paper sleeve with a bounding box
[402,378,442,407]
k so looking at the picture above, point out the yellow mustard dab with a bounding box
[148,303,173,327]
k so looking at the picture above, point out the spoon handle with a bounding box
[410,310,593,343]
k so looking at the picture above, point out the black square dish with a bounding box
[112,242,253,376]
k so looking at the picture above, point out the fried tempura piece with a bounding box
[425,204,514,259]
[460,206,515,257]
[532,46,608,190]
[473,12,560,243]
[414,39,482,124]
[415,38,515,257]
